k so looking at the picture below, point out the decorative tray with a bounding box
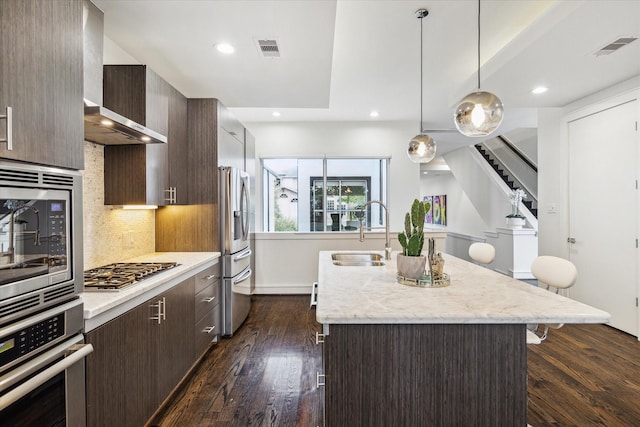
[397,272,450,288]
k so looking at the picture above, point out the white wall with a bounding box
[246,120,421,232]
[536,108,567,258]
[420,171,487,238]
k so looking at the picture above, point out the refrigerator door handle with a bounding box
[241,176,250,241]
[232,268,253,296]
[233,268,252,285]
[233,248,252,262]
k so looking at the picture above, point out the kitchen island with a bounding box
[316,250,610,426]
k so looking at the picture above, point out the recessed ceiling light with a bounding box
[215,43,235,54]
[140,136,151,142]
[369,111,379,118]
[272,111,281,117]
[531,86,548,95]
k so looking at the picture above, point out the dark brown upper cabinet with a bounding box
[103,66,189,206]
[103,65,169,136]
[0,0,84,169]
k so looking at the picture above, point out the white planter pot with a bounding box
[397,254,426,280]
[506,217,525,229]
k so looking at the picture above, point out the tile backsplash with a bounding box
[82,141,155,269]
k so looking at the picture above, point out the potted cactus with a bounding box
[397,199,430,280]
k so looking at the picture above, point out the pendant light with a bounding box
[454,0,504,137]
[408,8,437,164]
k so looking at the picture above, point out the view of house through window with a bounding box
[263,158,389,232]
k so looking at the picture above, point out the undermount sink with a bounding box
[331,252,386,267]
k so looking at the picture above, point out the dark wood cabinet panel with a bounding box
[324,323,527,426]
[186,98,219,204]
[144,67,170,136]
[0,0,83,169]
[167,85,189,204]
[194,263,221,358]
[103,65,168,135]
[86,299,156,427]
[156,277,195,404]
[86,278,196,427]
[102,65,181,206]
[104,144,149,205]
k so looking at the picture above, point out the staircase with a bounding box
[474,144,538,218]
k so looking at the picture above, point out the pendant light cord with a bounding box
[420,12,423,134]
[477,0,481,91]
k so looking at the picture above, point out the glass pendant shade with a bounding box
[407,133,437,163]
[408,9,436,164]
[454,91,504,137]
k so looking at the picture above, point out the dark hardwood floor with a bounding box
[150,295,323,427]
[151,295,640,427]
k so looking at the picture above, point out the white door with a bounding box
[568,99,638,336]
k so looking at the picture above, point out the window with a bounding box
[262,158,389,232]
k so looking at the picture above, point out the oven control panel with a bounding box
[0,313,65,368]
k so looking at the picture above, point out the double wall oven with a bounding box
[0,160,90,426]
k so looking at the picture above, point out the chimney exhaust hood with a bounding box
[84,100,167,145]
[82,0,167,145]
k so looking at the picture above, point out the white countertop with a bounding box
[316,250,610,325]
[81,252,220,332]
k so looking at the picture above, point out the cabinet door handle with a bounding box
[164,187,177,204]
[316,372,325,387]
[315,331,324,345]
[0,106,12,151]
[150,297,166,324]
[203,326,216,334]
[203,296,216,303]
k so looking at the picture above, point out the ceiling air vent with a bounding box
[594,36,638,56]
[255,38,281,58]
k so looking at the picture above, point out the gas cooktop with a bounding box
[83,262,178,291]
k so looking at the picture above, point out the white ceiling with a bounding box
[94,0,640,153]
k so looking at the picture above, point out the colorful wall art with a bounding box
[423,194,446,226]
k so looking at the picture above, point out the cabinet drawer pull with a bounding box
[316,372,325,387]
[315,331,324,344]
[203,274,217,281]
[203,326,216,334]
[0,106,13,151]
[203,297,216,303]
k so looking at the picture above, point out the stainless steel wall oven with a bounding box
[0,160,83,324]
[0,160,87,426]
[0,299,92,426]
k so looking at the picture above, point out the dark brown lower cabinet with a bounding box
[323,323,527,426]
[155,277,195,405]
[85,278,195,427]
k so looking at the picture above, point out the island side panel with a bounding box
[324,323,527,426]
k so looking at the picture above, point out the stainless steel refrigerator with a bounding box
[219,166,253,337]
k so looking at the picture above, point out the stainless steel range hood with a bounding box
[84,100,167,145]
[82,0,167,145]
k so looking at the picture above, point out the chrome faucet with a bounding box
[358,200,392,260]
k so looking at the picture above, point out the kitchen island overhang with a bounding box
[316,250,610,427]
